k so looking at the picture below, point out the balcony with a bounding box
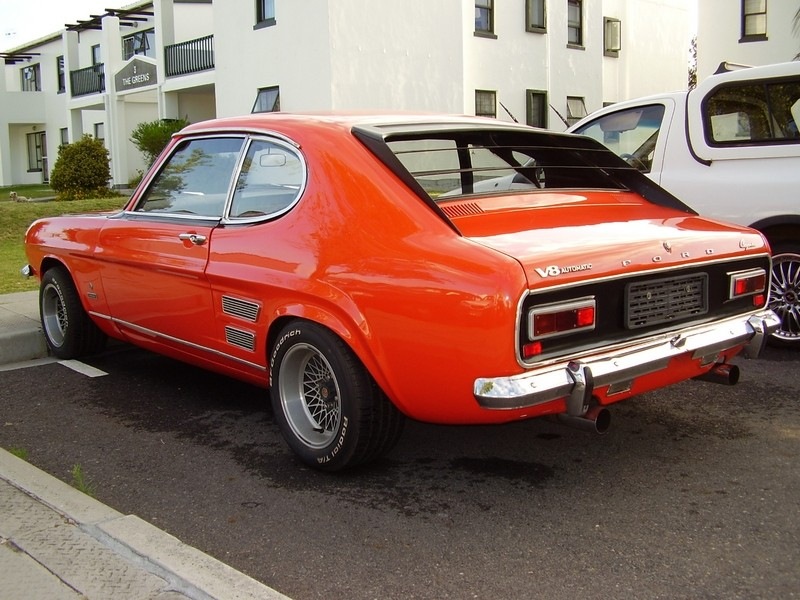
[70,64,105,97]
[165,35,214,78]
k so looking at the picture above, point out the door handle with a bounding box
[179,232,207,246]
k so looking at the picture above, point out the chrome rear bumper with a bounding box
[474,309,780,413]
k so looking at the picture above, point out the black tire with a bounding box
[269,321,405,471]
[768,244,800,347]
[39,266,107,359]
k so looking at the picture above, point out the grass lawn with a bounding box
[0,187,128,294]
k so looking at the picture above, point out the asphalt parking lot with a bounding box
[1,343,798,599]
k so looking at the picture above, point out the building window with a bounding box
[526,0,546,32]
[475,90,496,118]
[21,64,41,92]
[94,122,105,142]
[27,132,45,172]
[741,0,767,41]
[256,0,276,27]
[526,90,548,128]
[566,96,587,126]
[567,0,583,47]
[123,29,155,60]
[57,56,66,93]
[91,44,102,65]
[604,17,621,57]
[60,128,69,146]
[252,86,280,113]
[475,0,494,36]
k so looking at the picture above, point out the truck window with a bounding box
[571,104,665,172]
[704,80,800,145]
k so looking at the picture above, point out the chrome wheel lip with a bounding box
[769,252,800,343]
[41,282,67,348]
[278,342,342,449]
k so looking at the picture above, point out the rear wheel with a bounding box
[768,244,800,347]
[270,321,405,471]
[40,266,106,359]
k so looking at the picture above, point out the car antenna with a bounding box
[549,104,570,127]
[499,101,519,123]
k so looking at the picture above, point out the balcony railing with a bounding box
[165,34,214,77]
[70,64,105,97]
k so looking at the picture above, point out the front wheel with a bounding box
[768,245,800,347]
[270,321,404,471]
[40,266,106,359]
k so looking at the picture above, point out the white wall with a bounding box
[697,0,799,81]
[602,0,691,106]
[213,0,334,116]
[327,0,465,112]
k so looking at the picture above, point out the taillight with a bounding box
[528,298,596,341]
[729,268,766,300]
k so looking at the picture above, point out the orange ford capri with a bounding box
[24,114,780,470]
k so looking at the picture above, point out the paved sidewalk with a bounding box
[0,295,291,599]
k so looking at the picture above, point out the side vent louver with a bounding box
[222,295,260,322]
[225,326,256,352]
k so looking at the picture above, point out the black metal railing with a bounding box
[70,63,105,97]
[165,34,214,77]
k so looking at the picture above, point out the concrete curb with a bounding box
[0,448,290,600]
[0,291,47,365]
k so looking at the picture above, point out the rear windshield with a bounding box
[384,130,630,200]
[352,123,693,214]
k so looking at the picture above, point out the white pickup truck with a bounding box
[569,61,800,347]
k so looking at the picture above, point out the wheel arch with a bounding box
[748,216,800,251]
[265,306,398,407]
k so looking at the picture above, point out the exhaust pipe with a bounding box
[693,363,740,386]
[553,405,611,434]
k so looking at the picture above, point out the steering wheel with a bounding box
[619,153,648,171]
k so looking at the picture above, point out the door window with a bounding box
[135,137,244,216]
[573,104,665,172]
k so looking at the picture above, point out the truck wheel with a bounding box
[270,321,404,471]
[768,244,800,347]
[39,266,106,359]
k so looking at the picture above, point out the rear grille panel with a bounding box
[518,256,770,364]
[626,274,708,329]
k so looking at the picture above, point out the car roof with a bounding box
[179,112,538,137]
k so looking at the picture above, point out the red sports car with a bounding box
[24,114,780,470]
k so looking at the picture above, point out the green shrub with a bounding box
[130,118,190,166]
[50,135,115,201]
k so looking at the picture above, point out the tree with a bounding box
[130,118,190,166]
[688,35,698,89]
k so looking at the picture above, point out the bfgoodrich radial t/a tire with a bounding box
[270,321,405,471]
[39,266,106,359]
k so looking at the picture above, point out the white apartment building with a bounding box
[0,0,692,189]
[697,1,800,80]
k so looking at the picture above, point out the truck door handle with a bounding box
[179,232,207,245]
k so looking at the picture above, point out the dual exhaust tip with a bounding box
[553,362,739,435]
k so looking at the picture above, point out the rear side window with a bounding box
[704,79,800,145]
[229,139,305,220]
